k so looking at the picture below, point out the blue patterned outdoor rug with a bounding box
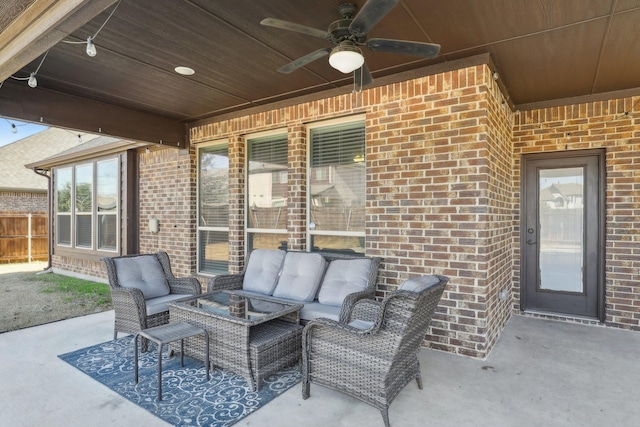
[59,337,300,427]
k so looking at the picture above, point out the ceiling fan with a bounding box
[260,0,440,88]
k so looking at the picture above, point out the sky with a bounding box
[0,119,48,147]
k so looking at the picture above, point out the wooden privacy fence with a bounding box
[0,213,48,263]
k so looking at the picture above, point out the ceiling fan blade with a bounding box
[354,63,373,89]
[277,48,331,74]
[367,38,441,58]
[260,18,330,40]
[349,0,399,36]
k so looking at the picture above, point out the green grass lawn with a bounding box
[32,274,112,306]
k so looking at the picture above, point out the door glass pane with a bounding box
[538,167,584,292]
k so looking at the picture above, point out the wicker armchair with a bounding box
[301,275,448,427]
[102,251,201,341]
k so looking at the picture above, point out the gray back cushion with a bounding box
[113,255,170,299]
[242,249,286,295]
[399,275,441,293]
[272,252,327,302]
[317,258,372,306]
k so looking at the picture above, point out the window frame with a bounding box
[53,156,120,255]
[306,115,366,254]
[245,128,289,252]
[96,158,119,251]
[197,141,230,276]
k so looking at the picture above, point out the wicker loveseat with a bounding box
[207,249,381,323]
[102,251,201,340]
[301,274,449,427]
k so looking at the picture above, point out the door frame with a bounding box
[519,149,606,321]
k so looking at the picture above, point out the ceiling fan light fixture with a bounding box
[329,41,364,74]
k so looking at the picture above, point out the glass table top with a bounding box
[190,292,294,321]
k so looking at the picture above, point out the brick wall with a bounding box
[138,146,197,277]
[52,254,106,280]
[0,191,47,212]
[513,97,640,331]
[41,61,640,357]
[189,63,511,358]
[483,80,516,353]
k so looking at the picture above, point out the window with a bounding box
[198,144,229,274]
[53,158,119,252]
[97,159,118,250]
[308,119,366,253]
[246,132,288,251]
[56,168,72,246]
[75,164,93,248]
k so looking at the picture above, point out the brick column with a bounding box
[287,125,307,251]
[228,135,245,273]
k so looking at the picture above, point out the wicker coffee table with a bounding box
[167,291,303,390]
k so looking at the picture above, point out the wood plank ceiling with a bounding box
[1,0,640,145]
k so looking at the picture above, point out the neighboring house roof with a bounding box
[0,127,97,192]
[25,135,149,170]
[550,183,583,197]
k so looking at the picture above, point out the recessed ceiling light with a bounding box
[174,66,195,76]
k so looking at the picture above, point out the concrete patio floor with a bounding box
[1,311,639,427]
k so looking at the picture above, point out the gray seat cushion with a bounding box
[272,252,327,302]
[146,294,192,315]
[300,302,341,322]
[399,275,441,293]
[317,258,372,306]
[114,255,170,299]
[242,249,286,295]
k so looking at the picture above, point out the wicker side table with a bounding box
[134,321,210,400]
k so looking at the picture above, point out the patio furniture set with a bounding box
[103,250,448,427]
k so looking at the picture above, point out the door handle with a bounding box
[527,239,536,245]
